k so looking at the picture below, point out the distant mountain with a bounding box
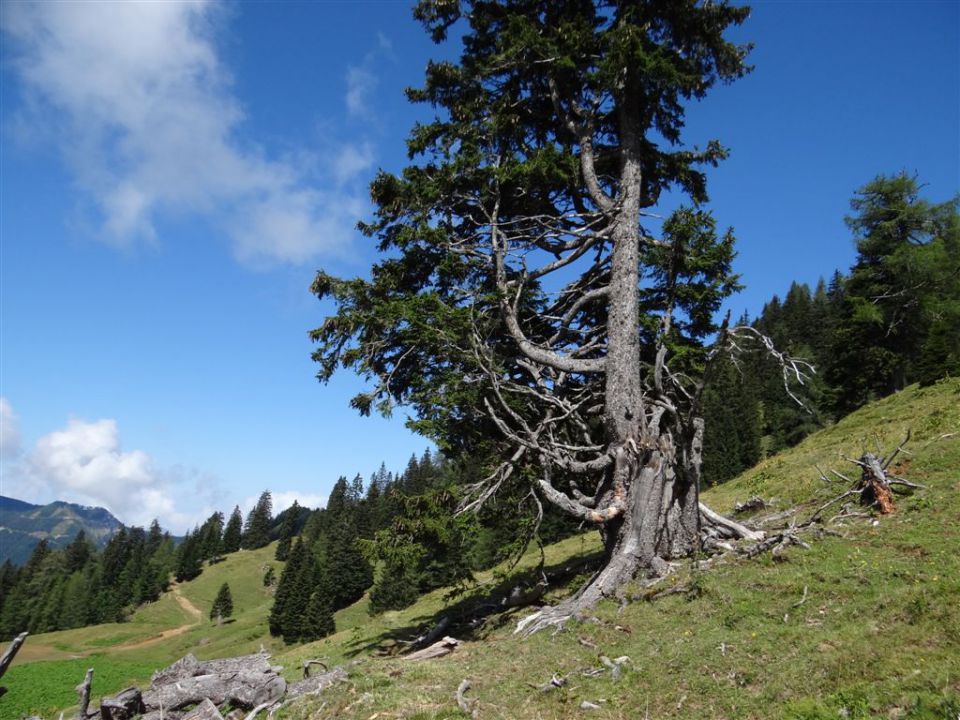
[0,496,123,565]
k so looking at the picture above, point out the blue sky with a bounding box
[0,1,956,533]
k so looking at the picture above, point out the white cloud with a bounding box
[1,405,218,533]
[333,143,375,187]
[0,398,22,460]
[1,1,367,265]
[346,65,378,117]
[344,33,395,120]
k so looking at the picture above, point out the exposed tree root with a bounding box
[514,435,926,635]
[515,501,768,635]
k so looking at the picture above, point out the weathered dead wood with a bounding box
[455,679,479,719]
[739,527,810,560]
[501,582,547,609]
[699,503,765,541]
[406,615,450,650]
[142,670,285,712]
[810,432,920,521]
[301,659,328,678]
[100,687,144,720]
[733,496,766,515]
[151,653,275,688]
[76,667,94,719]
[529,673,567,692]
[242,702,273,720]
[0,631,28,691]
[792,585,809,608]
[403,636,460,662]
[286,666,348,699]
[180,698,223,720]
[857,452,895,514]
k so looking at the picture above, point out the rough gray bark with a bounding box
[100,687,144,720]
[75,667,94,719]
[142,671,285,712]
[151,653,275,687]
[0,631,28,690]
[181,698,223,720]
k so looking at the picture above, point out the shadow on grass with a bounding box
[340,549,604,658]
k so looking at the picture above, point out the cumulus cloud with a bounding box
[2,405,219,533]
[1,1,368,265]
[0,398,22,460]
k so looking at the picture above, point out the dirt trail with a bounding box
[108,585,204,653]
[172,585,203,621]
[60,586,203,657]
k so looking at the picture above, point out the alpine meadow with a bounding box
[0,1,957,719]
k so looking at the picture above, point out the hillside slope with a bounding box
[0,498,123,565]
[279,379,960,720]
[4,379,958,719]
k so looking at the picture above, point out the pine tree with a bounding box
[210,582,233,625]
[64,530,93,573]
[828,173,960,412]
[325,516,373,610]
[243,491,273,550]
[368,546,421,614]
[302,558,336,642]
[223,506,243,554]
[274,501,300,561]
[269,537,306,637]
[198,511,224,563]
[175,530,202,583]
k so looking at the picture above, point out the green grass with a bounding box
[5,379,959,719]
[2,658,159,720]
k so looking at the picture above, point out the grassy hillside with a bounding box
[4,380,958,720]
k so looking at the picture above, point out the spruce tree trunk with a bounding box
[602,122,701,578]
[519,119,705,634]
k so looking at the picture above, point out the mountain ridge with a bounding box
[0,495,123,565]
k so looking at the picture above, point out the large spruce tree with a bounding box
[828,174,960,412]
[243,491,273,550]
[222,506,243,554]
[312,0,763,631]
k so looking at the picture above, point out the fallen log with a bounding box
[699,503,765,541]
[406,616,450,650]
[181,698,223,720]
[151,653,275,688]
[142,670,285,712]
[100,687,144,720]
[403,636,460,662]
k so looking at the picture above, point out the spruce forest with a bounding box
[0,1,957,718]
